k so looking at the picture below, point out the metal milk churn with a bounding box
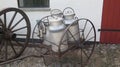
[63,7,80,42]
[47,16,68,52]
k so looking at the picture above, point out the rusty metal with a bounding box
[0,8,31,63]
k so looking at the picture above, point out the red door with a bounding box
[100,0,120,44]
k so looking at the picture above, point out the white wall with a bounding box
[0,0,103,41]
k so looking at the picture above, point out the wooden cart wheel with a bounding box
[59,18,96,67]
[0,8,31,62]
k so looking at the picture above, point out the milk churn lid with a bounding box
[63,7,75,16]
[50,9,63,17]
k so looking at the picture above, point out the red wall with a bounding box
[100,0,120,44]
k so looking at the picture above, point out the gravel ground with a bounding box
[0,44,120,67]
[87,44,120,67]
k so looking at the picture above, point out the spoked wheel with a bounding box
[0,8,31,62]
[58,18,96,67]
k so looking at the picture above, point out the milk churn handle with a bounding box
[63,7,75,15]
[50,9,63,16]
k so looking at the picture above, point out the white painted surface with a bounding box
[0,0,103,41]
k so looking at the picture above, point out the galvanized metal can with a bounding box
[63,12,80,42]
[44,16,68,52]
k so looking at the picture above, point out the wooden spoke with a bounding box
[5,40,8,60]
[8,40,17,55]
[83,20,88,32]
[14,39,24,47]
[8,11,17,28]
[86,36,95,41]
[82,49,89,58]
[12,26,27,32]
[85,27,93,40]
[0,40,4,53]
[4,13,6,28]
[10,17,24,30]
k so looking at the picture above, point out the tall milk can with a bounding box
[63,7,80,42]
[45,16,68,52]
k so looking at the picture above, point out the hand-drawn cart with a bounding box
[0,7,96,67]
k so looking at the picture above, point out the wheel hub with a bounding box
[3,29,16,40]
